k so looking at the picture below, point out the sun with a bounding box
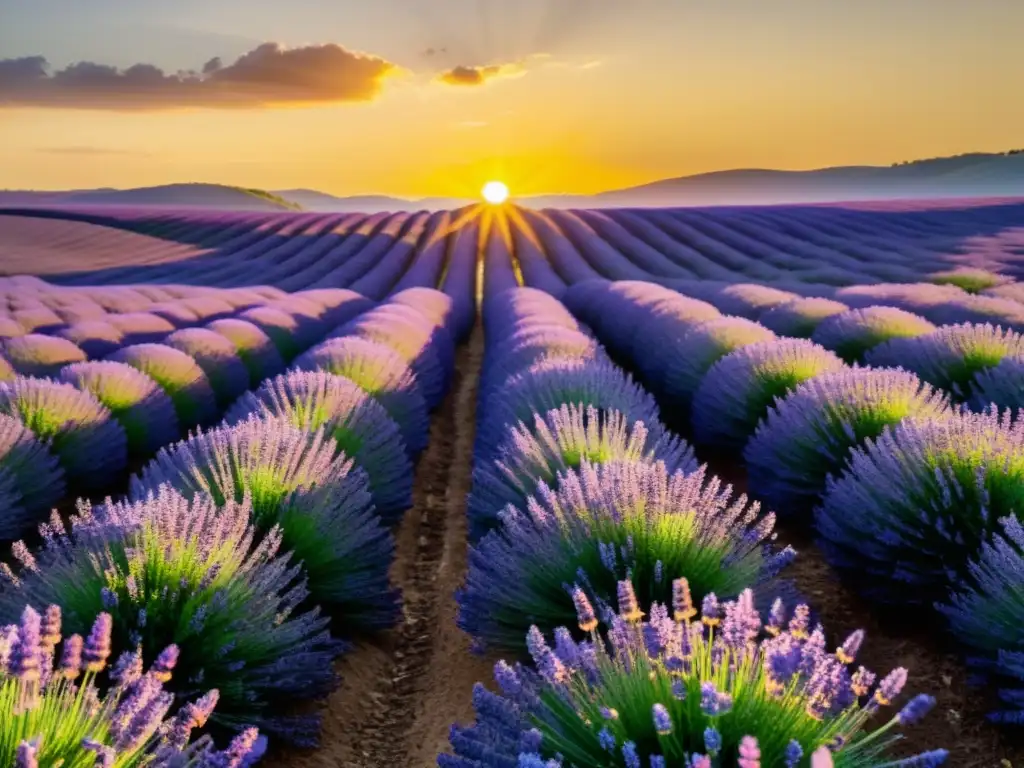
[482,180,510,204]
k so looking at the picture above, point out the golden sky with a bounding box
[1,0,1022,198]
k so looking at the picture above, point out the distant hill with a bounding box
[0,184,301,211]
[4,151,1023,213]
[587,151,1024,207]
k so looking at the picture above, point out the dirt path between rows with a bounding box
[273,325,492,768]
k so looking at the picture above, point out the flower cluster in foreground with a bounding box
[443,579,945,767]
[0,603,264,766]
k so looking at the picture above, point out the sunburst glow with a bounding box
[482,180,510,204]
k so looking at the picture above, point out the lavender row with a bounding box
[6,207,481,296]
[0,290,372,541]
[561,277,1024,411]
[504,205,1024,293]
[442,285,944,767]
[1,286,464,752]
[565,278,1024,727]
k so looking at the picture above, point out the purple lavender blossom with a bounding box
[744,367,950,513]
[0,376,127,488]
[224,370,412,520]
[897,694,936,725]
[59,361,180,457]
[737,735,761,768]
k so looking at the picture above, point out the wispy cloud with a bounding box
[453,120,489,129]
[0,43,399,111]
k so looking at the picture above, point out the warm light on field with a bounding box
[482,181,509,204]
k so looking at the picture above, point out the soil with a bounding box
[271,325,494,768]
[270,327,1023,767]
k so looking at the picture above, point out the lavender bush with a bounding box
[164,328,251,408]
[480,327,605,409]
[744,368,951,514]
[692,340,846,450]
[969,355,1024,412]
[458,460,794,652]
[940,516,1024,725]
[338,306,452,408]
[0,486,341,743]
[443,579,944,767]
[0,377,127,489]
[206,319,286,387]
[108,344,219,429]
[929,268,1011,294]
[107,312,177,345]
[54,321,125,360]
[0,335,87,378]
[710,283,800,319]
[224,370,412,521]
[131,417,399,629]
[811,307,937,364]
[0,413,64,524]
[468,405,698,540]
[866,323,1024,401]
[236,307,310,362]
[816,408,1024,606]
[477,359,661,461]
[291,336,429,455]
[659,318,777,410]
[59,361,180,457]
[759,298,849,339]
[0,604,266,766]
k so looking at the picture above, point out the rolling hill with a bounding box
[3,151,1022,213]
[0,183,301,211]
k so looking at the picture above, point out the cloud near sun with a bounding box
[435,62,526,87]
[0,43,399,110]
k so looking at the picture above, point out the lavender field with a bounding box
[1,198,1024,767]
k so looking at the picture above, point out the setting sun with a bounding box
[482,180,510,204]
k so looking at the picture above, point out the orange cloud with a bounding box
[436,62,524,87]
[0,43,398,110]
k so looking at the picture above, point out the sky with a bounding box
[1,0,1022,198]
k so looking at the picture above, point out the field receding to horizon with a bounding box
[0,198,1023,767]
